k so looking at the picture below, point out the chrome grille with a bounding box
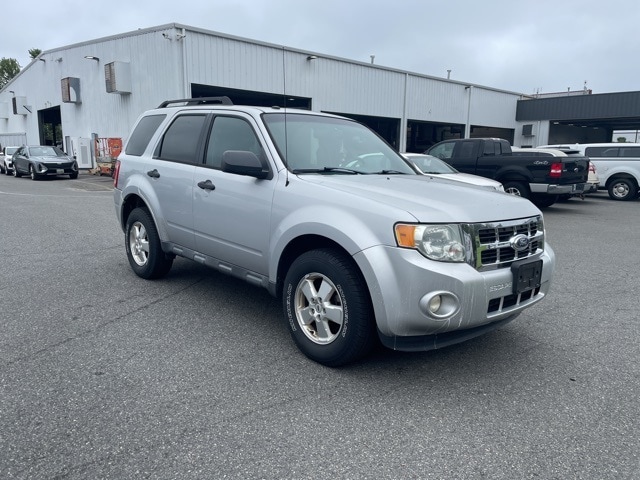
[470,216,544,270]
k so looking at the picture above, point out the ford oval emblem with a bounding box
[510,234,530,252]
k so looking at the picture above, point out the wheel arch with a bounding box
[604,172,639,190]
[275,235,358,299]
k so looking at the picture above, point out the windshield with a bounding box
[407,154,458,174]
[28,146,64,157]
[263,113,415,174]
[6,147,19,155]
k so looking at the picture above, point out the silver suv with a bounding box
[114,97,556,366]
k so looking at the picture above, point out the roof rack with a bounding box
[157,96,233,108]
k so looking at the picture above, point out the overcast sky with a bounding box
[3,0,639,95]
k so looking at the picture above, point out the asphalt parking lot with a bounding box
[0,174,638,479]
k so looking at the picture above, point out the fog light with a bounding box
[419,291,460,320]
[428,295,442,313]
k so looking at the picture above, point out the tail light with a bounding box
[550,162,563,178]
[589,162,596,173]
[113,160,121,188]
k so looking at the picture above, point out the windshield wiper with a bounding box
[370,170,408,175]
[291,167,363,175]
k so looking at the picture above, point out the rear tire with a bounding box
[125,207,173,279]
[531,194,558,209]
[283,248,376,367]
[13,166,22,178]
[607,178,638,201]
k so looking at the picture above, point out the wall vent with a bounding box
[12,96,31,115]
[522,124,537,136]
[61,77,81,103]
[105,61,132,94]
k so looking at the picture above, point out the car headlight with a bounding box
[395,223,467,262]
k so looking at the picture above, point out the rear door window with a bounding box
[155,114,208,164]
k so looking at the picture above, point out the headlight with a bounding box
[395,223,467,262]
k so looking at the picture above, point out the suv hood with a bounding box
[31,155,73,163]
[299,174,540,223]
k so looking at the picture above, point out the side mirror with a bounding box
[221,150,271,179]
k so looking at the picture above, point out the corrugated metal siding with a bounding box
[185,32,406,117]
[517,92,640,121]
[470,88,519,127]
[0,23,524,146]
[406,76,468,122]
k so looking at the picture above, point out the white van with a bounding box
[539,143,640,201]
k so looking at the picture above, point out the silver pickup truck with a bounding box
[114,97,555,366]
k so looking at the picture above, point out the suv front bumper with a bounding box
[354,243,555,351]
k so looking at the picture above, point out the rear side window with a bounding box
[156,114,207,164]
[125,114,166,156]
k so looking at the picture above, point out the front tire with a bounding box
[125,207,173,279]
[607,178,638,201]
[13,165,22,178]
[29,165,40,180]
[283,248,376,367]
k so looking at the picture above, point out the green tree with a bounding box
[28,48,42,59]
[0,58,21,89]
[616,137,627,143]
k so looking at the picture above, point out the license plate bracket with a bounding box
[511,260,543,294]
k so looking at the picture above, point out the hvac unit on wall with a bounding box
[522,124,537,136]
[104,61,132,94]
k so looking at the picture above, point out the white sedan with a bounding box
[402,153,504,192]
[1,146,20,175]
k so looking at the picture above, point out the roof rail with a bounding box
[157,96,233,108]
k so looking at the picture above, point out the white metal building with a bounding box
[0,23,532,167]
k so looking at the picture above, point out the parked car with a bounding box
[402,153,505,192]
[113,97,555,367]
[511,147,599,195]
[1,146,20,175]
[11,145,78,180]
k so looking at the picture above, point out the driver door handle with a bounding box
[147,169,160,178]
[197,179,215,191]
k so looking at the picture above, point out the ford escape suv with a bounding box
[114,97,556,366]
